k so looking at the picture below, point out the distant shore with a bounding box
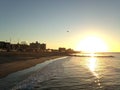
[0,52,72,78]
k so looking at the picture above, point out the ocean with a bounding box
[1,53,120,90]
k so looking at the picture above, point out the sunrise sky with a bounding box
[0,0,120,52]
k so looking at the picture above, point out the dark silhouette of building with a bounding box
[19,44,29,52]
[0,41,47,52]
[40,43,46,50]
[0,41,11,51]
[29,41,46,52]
[59,47,66,52]
[11,43,20,51]
[30,41,40,49]
[66,48,74,53]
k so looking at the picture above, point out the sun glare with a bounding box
[76,36,108,52]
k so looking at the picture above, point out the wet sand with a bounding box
[0,56,61,78]
[0,51,74,78]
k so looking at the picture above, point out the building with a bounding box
[30,41,40,49]
[0,41,11,51]
[0,41,6,49]
[66,48,74,53]
[0,41,47,52]
[29,41,46,52]
[59,47,66,52]
[19,44,29,52]
[40,43,46,50]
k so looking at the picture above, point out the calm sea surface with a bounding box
[1,53,120,90]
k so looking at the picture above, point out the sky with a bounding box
[0,0,120,52]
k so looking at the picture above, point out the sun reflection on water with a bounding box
[87,54,103,88]
[89,57,96,71]
[88,57,99,78]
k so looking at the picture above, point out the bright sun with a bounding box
[76,36,108,52]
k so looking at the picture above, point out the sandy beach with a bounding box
[0,52,67,78]
[0,56,61,78]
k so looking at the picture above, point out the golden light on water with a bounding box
[87,55,99,78]
[76,36,108,53]
[87,55,102,88]
[89,57,96,72]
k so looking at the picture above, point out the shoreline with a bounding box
[0,56,62,78]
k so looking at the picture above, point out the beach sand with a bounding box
[0,55,61,78]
